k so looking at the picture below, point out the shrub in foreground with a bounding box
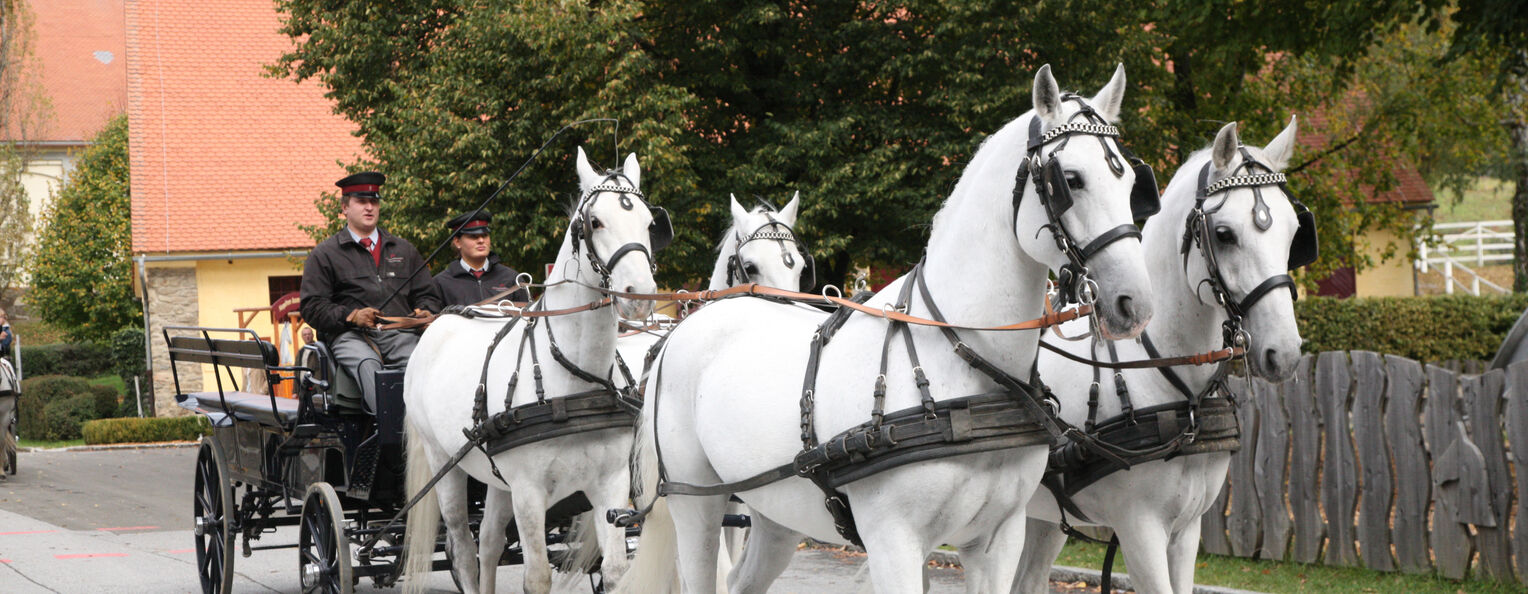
[81,416,211,445]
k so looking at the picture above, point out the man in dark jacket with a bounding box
[434,210,530,306]
[300,172,442,412]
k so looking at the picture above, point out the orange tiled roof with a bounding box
[125,0,363,253]
[2,0,127,143]
[1299,111,1434,207]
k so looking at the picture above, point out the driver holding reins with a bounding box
[300,172,442,412]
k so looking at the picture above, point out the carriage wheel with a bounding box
[193,440,235,594]
[298,482,354,594]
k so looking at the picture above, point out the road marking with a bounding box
[168,548,194,554]
[0,559,11,563]
[96,526,158,532]
[0,530,56,535]
[54,553,130,559]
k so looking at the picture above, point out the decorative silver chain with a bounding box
[1204,172,1286,196]
[1039,122,1120,144]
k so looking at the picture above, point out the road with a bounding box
[0,445,1048,593]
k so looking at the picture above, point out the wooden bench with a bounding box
[166,327,299,428]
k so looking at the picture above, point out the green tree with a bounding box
[275,0,1476,288]
[29,115,139,342]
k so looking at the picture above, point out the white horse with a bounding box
[402,147,661,594]
[1013,118,1308,594]
[620,64,1154,594]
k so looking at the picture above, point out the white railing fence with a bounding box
[1416,220,1513,295]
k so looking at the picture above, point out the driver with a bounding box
[433,210,531,306]
[300,172,442,412]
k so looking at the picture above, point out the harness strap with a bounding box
[482,390,636,455]
[1039,340,1239,369]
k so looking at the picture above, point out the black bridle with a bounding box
[1012,95,1159,307]
[1181,146,1316,350]
[569,172,672,287]
[726,212,814,292]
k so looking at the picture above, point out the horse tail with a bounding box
[402,422,441,594]
[615,349,680,594]
[559,509,603,575]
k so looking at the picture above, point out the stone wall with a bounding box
[145,266,198,416]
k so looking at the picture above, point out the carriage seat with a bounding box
[168,333,299,428]
[298,341,406,418]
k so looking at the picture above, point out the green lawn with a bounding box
[88,374,126,394]
[17,438,84,449]
[1057,540,1523,593]
[1434,177,1512,223]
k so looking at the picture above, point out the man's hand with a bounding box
[346,307,381,328]
[411,308,430,318]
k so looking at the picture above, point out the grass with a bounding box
[9,319,67,346]
[1056,540,1524,593]
[1433,178,1512,223]
[17,438,84,449]
[88,374,126,395]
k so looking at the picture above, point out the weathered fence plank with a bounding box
[1424,365,1473,580]
[1317,351,1359,566]
[1226,375,1261,557]
[1285,355,1323,564]
[1465,370,1513,581]
[1253,370,1291,561]
[1383,355,1430,574]
[1506,361,1528,587]
[1349,351,1393,572]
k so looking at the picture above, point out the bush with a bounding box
[19,342,114,378]
[17,375,119,440]
[1296,294,1528,362]
[110,328,151,417]
[41,394,99,441]
[81,416,210,445]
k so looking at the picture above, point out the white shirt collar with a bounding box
[460,259,488,273]
[348,228,380,246]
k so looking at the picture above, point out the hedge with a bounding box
[19,342,114,378]
[17,375,120,441]
[81,416,211,445]
[1295,294,1528,363]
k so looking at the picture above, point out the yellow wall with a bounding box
[1355,227,1415,297]
[193,257,306,391]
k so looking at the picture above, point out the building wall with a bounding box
[144,263,198,416]
[1355,227,1416,297]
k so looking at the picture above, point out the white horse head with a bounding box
[1155,118,1305,381]
[571,146,662,320]
[1012,64,1153,338]
[711,192,809,292]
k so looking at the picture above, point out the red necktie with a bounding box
[472,269,484,279]
[360,237,380,266]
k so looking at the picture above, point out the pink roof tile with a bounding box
[125,0,363,253]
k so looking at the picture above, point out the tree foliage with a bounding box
[0,0,43,306]
[29,115,140,342]
[275,0,1496,289]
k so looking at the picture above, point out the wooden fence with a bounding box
[1199,351,1528,585]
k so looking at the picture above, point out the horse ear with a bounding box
[779,191,801,226]
[729,193,749,226]
[1033,64,1062,125]
[1262,115,1298,171]
[622,152,641,189]
[1212,122,1240,173]
[1089,63,1127,123]
[576,146,600,191]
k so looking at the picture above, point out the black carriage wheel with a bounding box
[193,440,235,594]
[298,482,354,594]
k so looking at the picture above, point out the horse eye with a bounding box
[590,217,604,230]
[1065,171,1084,190]
[1214,226,1237,246]
[743,263,759,277]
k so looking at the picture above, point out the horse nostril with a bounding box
[1264,348,1280,375]
[1116,295,1134,320]
[624,285,636,294]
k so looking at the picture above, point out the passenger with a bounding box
[433,210,531,306]
[300,172,442,412]
[0,308,12,357]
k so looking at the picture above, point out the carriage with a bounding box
[167,324,614,594]
[1,333,21,477]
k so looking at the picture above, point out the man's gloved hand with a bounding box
[411,308,430,318]
[346,307,381,328]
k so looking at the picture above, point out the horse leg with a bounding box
[510,489,554,594]
[667,494,727,594]
[1111,516,1174,594]
[1166,520,1202,594]
[723,499,747,565]
[436,467,480,594]
[1010,518,1068,594]
[955,511,1028,594]
[588,471,633,587]
[726,512,801,594]
[477,486,514,594]
[857,520,931,594]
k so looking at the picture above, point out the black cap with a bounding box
[336,171,385,198]
[447,210,492,236]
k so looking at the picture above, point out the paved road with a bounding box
[0,446,1064,593]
